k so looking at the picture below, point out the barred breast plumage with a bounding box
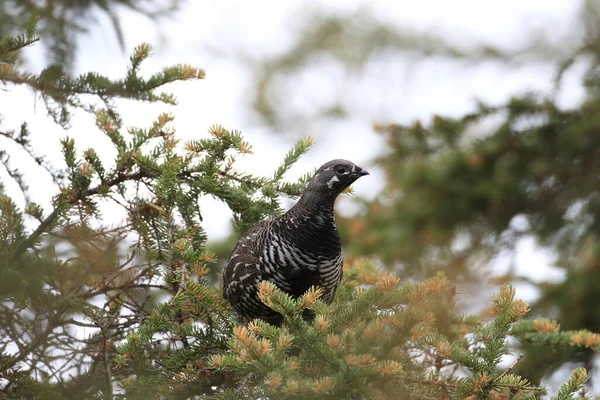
[223,159,369,326]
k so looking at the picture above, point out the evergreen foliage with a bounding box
[2,10,600,400]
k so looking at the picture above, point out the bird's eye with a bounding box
[335,166,347,174]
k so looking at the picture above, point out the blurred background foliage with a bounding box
[3,0,600,395]
[0,0,182,67]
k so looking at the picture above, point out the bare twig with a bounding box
[493,353,524,383]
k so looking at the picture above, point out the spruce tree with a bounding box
[2,6,600,400]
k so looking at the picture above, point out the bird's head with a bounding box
[305,159,369,197]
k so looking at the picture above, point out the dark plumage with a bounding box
[223,159,369,325]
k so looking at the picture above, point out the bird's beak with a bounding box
[353,167,370,177]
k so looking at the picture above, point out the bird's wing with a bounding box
[223,220,270,300]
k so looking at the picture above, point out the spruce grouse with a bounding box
[223,159,369,325]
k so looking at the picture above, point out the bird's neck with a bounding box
[283,189,340,254]
[292,189,336,216]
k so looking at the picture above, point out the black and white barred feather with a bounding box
[223,159,369,325]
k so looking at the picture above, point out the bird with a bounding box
[223,159,369,326]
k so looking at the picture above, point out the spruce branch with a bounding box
[551,368,590,400]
